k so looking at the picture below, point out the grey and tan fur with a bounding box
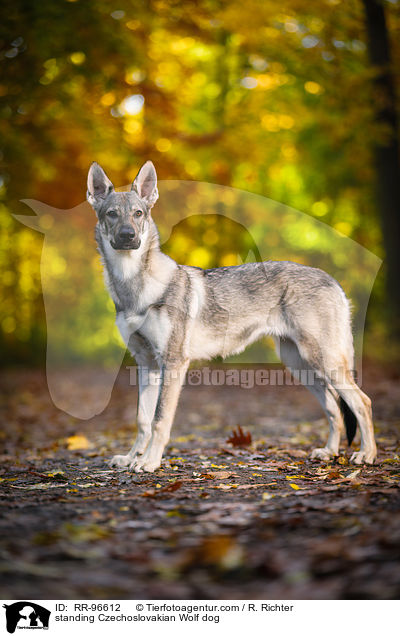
[87,160,377,473]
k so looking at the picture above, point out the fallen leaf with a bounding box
[66,435,91,450]
[11,482,68,490]
[326,471,343,480]
[161,480,183,493]
[226,425,252,447]
[215,483,238,490]
[285,475,306,480]
[184,535,244,570]
[207,471,232,479]
[140,480,183,497]
[166,508,185,517]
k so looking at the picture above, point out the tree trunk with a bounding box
[362,0,400,337]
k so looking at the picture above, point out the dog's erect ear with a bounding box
[87,162,114,208]
[131,160,159,209]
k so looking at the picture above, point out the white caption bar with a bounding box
[1,600,398,635]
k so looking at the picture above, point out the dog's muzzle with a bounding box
[111,225,141,250]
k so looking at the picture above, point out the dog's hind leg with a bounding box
[274,337,344,461]
[330,374,376,465]
[292,333,377,465]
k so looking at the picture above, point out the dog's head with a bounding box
[87,160,158,250]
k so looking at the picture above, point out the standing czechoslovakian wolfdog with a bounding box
[87,161,377,473]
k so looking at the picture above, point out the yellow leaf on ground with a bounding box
[262,492,275,501]
[173,435,196,443]
[66,435,91,450]
[285,475,305,479]
[288,482,301,490]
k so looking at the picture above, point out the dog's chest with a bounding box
[116,308,171,358]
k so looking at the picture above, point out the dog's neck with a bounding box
[101,219,157,279]
[96,218,177,313]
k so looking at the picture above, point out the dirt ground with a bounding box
[0,363,399,600]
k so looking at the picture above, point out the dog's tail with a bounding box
[339,396,357,446]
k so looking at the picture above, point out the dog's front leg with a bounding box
[133,361,189,473]
[110,365,161,469]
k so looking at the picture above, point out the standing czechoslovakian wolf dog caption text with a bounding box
[87,160,377,473]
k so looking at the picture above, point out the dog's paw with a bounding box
[350,449,376,465]
[127,456,140,470]
[109,454,132,468]
[310,447,337,462]
[133,452,162,473]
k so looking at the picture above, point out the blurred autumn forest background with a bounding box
[1,0,400,367]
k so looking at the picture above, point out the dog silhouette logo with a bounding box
[3,602,50,633]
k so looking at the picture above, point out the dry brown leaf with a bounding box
[326,470,343,480]
[140,480,183,497]
[207,471,232,480]
[160,480,183,493]
[200,473,215,480]
[140,489,157,498]
[226,425,252,447]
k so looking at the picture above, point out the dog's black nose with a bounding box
[118,225,135,241]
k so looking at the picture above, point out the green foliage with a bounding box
[0,0,398,363]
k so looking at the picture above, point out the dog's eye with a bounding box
[134,210,143,218]
[107,210,118,219]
